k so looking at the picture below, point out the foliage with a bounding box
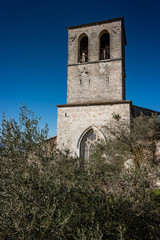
[96,113,160,168]
[0,107,160,239]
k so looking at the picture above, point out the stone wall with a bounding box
[67,19,126,103]
[132,105,159,117]
[67,60,123,103]
[57,101,131,157]
[155,138,160,163]
[67,21,123,64]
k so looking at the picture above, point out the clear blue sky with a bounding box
[0,0,160,137]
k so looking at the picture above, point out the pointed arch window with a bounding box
[100,31,110,60]
[78,35,88,63]
[80,129,100,160]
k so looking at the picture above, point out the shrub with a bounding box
[0,106,160,239]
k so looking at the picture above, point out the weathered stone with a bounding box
[56,17,160,159]
[67,19,126,103]
[57,101,131,157]
[155,140,160,162]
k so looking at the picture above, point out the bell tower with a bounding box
[57,18,131,158]
[57,17,159,158]
[67,17,126,104]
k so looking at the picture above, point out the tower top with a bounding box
[67,17,126,44]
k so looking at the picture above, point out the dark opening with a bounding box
[79,36,88,63]
[100,33,110,60]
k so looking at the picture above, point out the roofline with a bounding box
[67,17,126,45]
[132,105,160,115]
[67,17,124,30]
[46,136,57,141]
[57,100,132,108]
[57,102,159,114]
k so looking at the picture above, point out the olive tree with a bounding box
[0,106,160,240]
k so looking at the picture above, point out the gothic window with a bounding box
[100,31,110,60]
[80,129,100,160]
[78,35,88,63]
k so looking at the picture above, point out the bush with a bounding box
[0,106,160,239]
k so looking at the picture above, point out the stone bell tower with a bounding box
[67,17,126,104]
[57,18,132,158]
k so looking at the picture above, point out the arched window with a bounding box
[78,35,88,63]
[80,129,100,160]
[99,31,110,60]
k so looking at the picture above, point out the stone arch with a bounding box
[78,126,105,159]
[99,29,110,60]
[78,33,88,63]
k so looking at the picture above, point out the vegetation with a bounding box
[0,106,160,239]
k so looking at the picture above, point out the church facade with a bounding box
[56,17,159,159]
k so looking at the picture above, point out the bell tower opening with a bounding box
[99,31,110,60]
[78,34,88,63]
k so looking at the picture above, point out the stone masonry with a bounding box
[57,101,131,157]
[56,17,159,158]
[67,18,126,103]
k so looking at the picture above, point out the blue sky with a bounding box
[0,0,160,137]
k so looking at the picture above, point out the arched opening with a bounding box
[99,31,110,60]
[78,35,88,63]
[80,129,100,160]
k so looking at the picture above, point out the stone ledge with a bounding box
[57,100,132,108]
[67,58,123,67]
